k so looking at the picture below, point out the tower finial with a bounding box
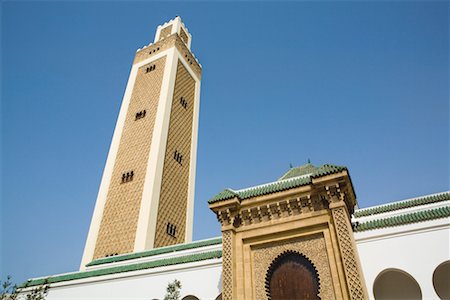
[154,16,192,49]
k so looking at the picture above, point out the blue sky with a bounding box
[1,1,448,284]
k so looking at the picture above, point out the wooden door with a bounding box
[267,252,320,300]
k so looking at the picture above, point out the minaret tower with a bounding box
[80,17,202,269]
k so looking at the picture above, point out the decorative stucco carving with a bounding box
[332,206,366,300]
[221,230,233,300]
[252,234,335,300]
[214,194,329,229]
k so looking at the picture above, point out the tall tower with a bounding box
[80,17,202,269]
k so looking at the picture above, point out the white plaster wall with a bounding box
[355,219,450,300]
[44,261,222,300]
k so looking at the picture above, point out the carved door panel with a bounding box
[267,253,320,300]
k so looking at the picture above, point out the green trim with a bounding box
[353,206,450,232]
[22,250,222,288]
[209,164,347,204]
[354,192,450,217]
[87,237,222,267]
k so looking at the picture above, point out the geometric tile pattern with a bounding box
[154,60,195,248]
[221,230,233,300]
[159,25,172,41]
[332,207,366,300]
[93,56,167,259]
[180,27,189,45]
[174,36,202,79]
[134,35,202,81]
[134,36,175,65]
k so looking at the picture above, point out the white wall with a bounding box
[355,218,450,299]
[44,260,222,300]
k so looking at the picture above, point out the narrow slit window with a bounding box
[166,222,176,237]
[121,170,134,183]
[173,150,183,165]
[145,65,156,73]
[135,110,146,120]
[179,97,188,109]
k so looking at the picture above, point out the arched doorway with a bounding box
[433,261,450,299]
[373,268,422,300]
[265,251,320,300]
[181,296,199,300]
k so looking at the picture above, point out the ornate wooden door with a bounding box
[267,252,320,300]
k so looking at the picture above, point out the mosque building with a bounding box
[20,17,449,300]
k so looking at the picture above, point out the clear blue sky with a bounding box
[1,1,448,284]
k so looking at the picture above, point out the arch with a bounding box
[181,296,199,300]
[215,293,222,300]
[433,260,450,299]
[265,250,320,300]
[373,268,422,300]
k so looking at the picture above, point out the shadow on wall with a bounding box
[373,268,422,300]
[217,272,222,297]
[433,260,450,300]
[373,261,450,300]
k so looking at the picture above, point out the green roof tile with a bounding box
[21,250,222,288]
[278,163,318,180]
[208,163,347,204]
[353,206,450,232]
[208,189,238,203]
[353,192,450,217]
[311,164,347,178]
[86,237,222,267]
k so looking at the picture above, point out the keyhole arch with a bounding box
[265,250,321,300]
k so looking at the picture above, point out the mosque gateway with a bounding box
[20,18,450,300]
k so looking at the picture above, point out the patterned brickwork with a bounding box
[221,230,233,300]
[134,35,176,65]
[174,36,202,79]
[332,207,366,300]
[93,56,167,259]
[159,25,172,40]
[180,27,189,45]
[133,35,202,80]
[153,60,196,248]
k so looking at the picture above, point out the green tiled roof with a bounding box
[278,163,318,180]
[354,192,450,217]
[21,250,222,288]
[209,164,348,204]
[86,237,222,267]
[353,206,450,232]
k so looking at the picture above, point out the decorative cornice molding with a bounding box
[211,180,356,229]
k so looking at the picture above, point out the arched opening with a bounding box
[373,268,422,300]
[265,251,320,300]
[215,293,222,300]
[433,261,450,299]
[181,296,199,300]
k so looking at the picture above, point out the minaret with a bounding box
[80,17,202,269]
